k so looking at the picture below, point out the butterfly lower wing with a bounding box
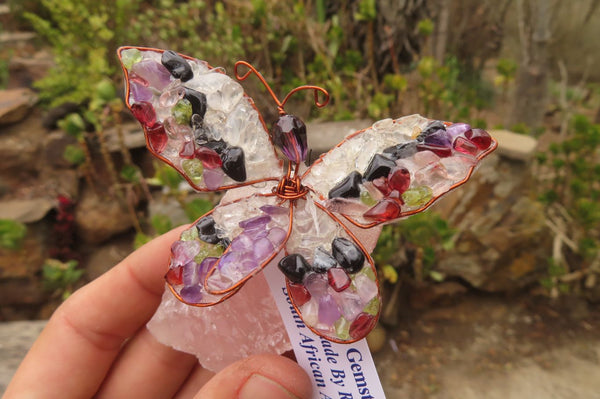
[166,191,292,305]
[118,46,283,191]
[302,115,497,227]
[280,194,381,343]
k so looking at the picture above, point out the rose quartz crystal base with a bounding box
[147,271,291,372]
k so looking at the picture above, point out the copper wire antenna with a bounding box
[234,61,330,115]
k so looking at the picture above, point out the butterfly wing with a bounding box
[166,189,291,306]
[118,46,283,191]
[279,193,381,343]
[302,115,497,227]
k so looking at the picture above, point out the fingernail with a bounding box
[239,374,299,399]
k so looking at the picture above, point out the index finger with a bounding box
[4,225,188,399]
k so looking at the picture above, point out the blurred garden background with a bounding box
[0,0,599,397]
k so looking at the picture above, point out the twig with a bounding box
[558,269,588,283]
[544,217,578,252]
[557,59,569,138]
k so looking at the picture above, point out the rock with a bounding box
[432,147,552,292]
[0,278,46,306]
[489,129,537,161]
[103,122,147,152]
[0,88,37,126]
[74,187,135,244]
[0,224,49,310]
[306,119,373,156]
[0,199,55,223]
[409,281,468,309]
[41,102,81,130]
[557,296,590,321]
[0,222,48,279]
[0,31,36,47]
[42,131,78,168]
[37,169,79,201]
[0,320,46,394]
[0,108,44,174]
[7,50,54,89]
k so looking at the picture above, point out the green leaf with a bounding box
[0,219,27,250]
[120,164,140,183]
[95,79,117,103]
[184,198,214,221]
[429,270,445,282]
[579,237,598,260]
[496,58,517,79]
[354,0,376,21]
[134,232,153,249]
[381,264,398,284]
[383,73,407,91]
[417,18,434,36]
[151,213,173,235]
[315,0,326,23]
[63,144,86,165]
[58,113,86,138]
[423,246,436,268]
[42,259,83,293]
[151,162,183,190]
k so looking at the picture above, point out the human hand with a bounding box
[3,227,311,399]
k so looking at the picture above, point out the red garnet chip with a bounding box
[146,124,168,153]
[465,128,492,150]
[388,167,411,194]
[131,101,157,128]
[195,146,223,169]
[179,140,195,159]
[363,198,402,222]
[453,136,479,156]
[416,143,452,157]
[165,266,184,285]
[349,312,377,340]
[288,282,311,307]
[327,267,351,292]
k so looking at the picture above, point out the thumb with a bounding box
[194,354,312,399]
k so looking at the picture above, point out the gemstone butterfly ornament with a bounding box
[118,47,497,343]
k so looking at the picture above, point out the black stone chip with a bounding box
[278,254,310,283]
[203,140,228,154]
[416,120,445,142]
[328,171,362,199]
[363,154,396,181]
[195,215,220,244]
[383,141,418,160]
[221,146,247,182]
[161,50,194,82]
[332,237,365,274]
[184,88,207,121]
[311,247,338,273]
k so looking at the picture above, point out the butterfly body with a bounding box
[118,46,497,343]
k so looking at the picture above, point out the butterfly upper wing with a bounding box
[302,115,497,227]
[166,190,292,306]
[118,46,283,191]
[280,194,381,343]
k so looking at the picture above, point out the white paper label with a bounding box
[264,265,387,399]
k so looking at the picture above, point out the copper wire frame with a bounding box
[120,46,497,342]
